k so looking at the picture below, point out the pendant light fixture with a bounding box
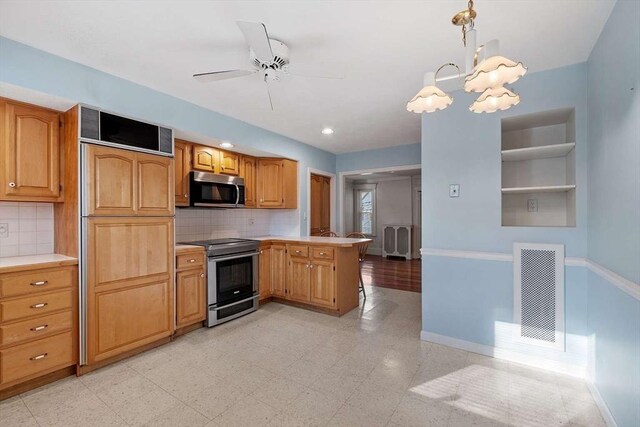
[407,0,527,114]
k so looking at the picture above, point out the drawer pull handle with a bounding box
[295,250,302,254]
[31,303,48,309]
[188,259,196,263]
[31,324,48,332]
[30,353,48,361]
[319,252,326,256]
[30,280,48,287]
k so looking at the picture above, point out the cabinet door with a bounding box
[219,150,240,175]
[310,175,323,235]
[86,217,174,364]
[1,101,61,201]
[137,152,174,215]
[270,245,286,297]
[240,156,256,208]
[310,259,336,308]
[259,246,271,299]
[85,144,136,216]
[256,159,283,208]
[176,269,206,328]
[192,145,219,172]
[288,257,310,303]
[174,140,190,206]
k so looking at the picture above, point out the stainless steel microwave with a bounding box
[189,171,245,208]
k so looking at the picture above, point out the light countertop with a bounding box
[175,244,206,253]
[0,254,78,274]
[249,235,371,247]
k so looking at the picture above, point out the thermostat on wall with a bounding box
[449,184,460,198]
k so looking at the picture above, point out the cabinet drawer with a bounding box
[0,290,73,323]
[0,311,73,347]
[288,245,309,258]
[311,247,334,260]
[0,331,74,385]
[0,268,74,298]
[177,252,205,269]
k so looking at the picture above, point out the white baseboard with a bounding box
[586,380,618,427]
[420,331,586,378]
[367,247,382,256]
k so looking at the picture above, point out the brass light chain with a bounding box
[462,0,475,46]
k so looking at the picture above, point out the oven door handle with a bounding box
[210,251,259,263]
[211,294,259,311]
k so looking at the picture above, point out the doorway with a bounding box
[308,171,334,236]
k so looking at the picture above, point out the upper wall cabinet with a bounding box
[174,139,191,206]
[240,156,257,208]
[256,158,298,209]
[219,150,240,176]
[192,145,219,173]
[0,99,63,202]
[501,108,576,227]
[85,144,174,216]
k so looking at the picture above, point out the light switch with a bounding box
[0,223,7,238]
[527,199,538,212]
[449,184,460,198]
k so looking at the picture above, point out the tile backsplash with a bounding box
[176,208,300,243]
[0,202,54,257]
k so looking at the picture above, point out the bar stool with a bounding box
[346,232,369,299]
[319,231,339,237]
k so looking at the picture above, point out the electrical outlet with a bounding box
[248,218,255,226]
[449,184,460,198]
[527,199,538,212]
[0,223,8,238]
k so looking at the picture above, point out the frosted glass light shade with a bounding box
[469,86,520,113]
[406,85,453,113]
[464,55,527,92]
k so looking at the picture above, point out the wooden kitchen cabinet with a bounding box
[174,139,191,206]
[192,145,219,173]
[85,144,174,216]
[175,246,206,329]
[270,244,287,297]
[0,99,62,202]
[0,262,78,398]
[258,243,271,301]
[219,150,240,175]
[256,158,298,209]
[287,256,311,303]
[309,258,336,308]
[85,217,174,364]
[240,156,257,208]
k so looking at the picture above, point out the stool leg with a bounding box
[359,265,366,300]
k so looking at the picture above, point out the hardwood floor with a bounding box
[360,255,421,293]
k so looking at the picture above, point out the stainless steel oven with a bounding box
[189,171,245,208]
[183,238,260,327]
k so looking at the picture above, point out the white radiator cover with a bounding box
[382,225,412,259]
[513,243,565,351]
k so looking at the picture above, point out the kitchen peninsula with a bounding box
[254,236,370,316]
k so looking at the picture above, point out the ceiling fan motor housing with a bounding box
[251,39,290,70]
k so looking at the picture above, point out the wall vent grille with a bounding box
[513,243,565,350]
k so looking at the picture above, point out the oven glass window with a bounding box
[217,256,254,302]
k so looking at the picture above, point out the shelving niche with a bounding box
[501,108,576,227]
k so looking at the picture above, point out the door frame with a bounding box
[307,167,336,236]
[338,164,421,235]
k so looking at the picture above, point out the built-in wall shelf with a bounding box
[502,185,576,194]
[501,142,575,162]
[501,108,577,227]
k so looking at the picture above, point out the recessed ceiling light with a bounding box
[321,127,334,135]
[219,142,234,149]
[360,172,373,176]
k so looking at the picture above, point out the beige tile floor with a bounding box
[1,285,605,427]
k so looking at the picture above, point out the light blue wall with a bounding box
[336,143,420,172]
[422,63,588,257]
[0,37,336,235]
[586,0,640,284]
[586,1,640,426]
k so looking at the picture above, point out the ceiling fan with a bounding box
[193,21,341,110]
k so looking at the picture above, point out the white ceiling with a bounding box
[0,1,615,154]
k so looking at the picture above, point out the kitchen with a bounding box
[0,98,369,397]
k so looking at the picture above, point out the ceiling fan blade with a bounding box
[193,69,257,82]
[237,21,274,63]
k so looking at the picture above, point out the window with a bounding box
[354,185,376,236]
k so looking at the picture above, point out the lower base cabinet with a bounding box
[175,247,206,328]
[270,244,287,298]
